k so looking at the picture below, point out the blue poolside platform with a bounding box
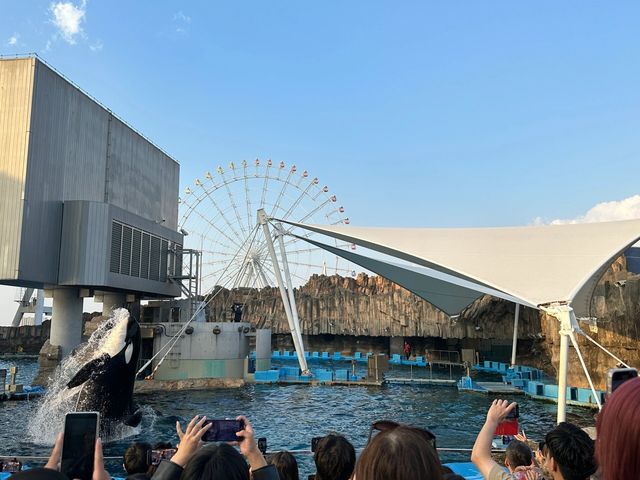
[254,367,372,385]
[268,350,424,365]
[467,360,604,408]
[0,385,45,402]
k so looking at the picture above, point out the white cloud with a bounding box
[7,34,19,46]
[533,194,640,225]
[50,0,87,45]
[89,40,103,52]
[173,10,191,34]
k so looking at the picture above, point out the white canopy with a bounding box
[279,219,640,318]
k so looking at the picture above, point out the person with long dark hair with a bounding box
[596,376,640,479]
[354,425,444,480]
[151,415,278,480]
[267,451,299,480]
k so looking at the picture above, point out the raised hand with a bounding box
[486,399,517,424]
[235,416,267,471]
[171,415,211,467]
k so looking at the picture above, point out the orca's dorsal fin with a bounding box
[67,353,111,389]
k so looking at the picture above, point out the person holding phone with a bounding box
[151,415,278,480]
[14,432,111,480]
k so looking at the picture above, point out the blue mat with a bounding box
[444,462,484,480]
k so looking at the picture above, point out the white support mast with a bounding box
[510,303,520,366]
[543,304,576,424]
[275,222,306,360]
[257,209,309,373]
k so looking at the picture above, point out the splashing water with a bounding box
[27,309,144,444]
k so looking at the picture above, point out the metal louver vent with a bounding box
[141,233,150,279]
[121,225,132,276]
[150,236,161,281]
[131,229,142,277]
[160,240,168,282]
[110,222,123,273]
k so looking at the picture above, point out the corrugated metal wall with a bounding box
[20,59,109,284]
[0,57,181,291]
[106,117,179,228]
[58,201,110,286]
[0,58,34,282]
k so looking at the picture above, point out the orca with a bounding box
[66,310,142,434]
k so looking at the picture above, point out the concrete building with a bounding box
[0,56,182,358]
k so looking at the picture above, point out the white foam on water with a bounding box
[26,309,143,445]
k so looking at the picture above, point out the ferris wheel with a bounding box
[178,159,357,294]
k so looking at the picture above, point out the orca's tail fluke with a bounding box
[123,409,143,428]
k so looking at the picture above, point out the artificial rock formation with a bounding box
[206,255,639,390]
[206,273,541,340]
[538,259,640,390]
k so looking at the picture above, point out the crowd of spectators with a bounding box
[5,377,639,480]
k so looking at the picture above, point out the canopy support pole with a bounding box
[510,303,520,366]
[543,305,578,424]
[275,222,307,366]
[257,209,309,374]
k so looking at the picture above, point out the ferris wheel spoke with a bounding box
[242,160,254,233]
[200,249,236,257]
[202,260,235,269]
[281,229,315,249]
[285,260,330,270]
[275,245,326,256]
[279,177,319,222]
[269,165,296,218]
[188,205,244,251]
[286,269,310,284]
[232,261,249,289]
[287,260,353,275]
[196,186,245,242]
[253,261,272,288]
[218,170,251,240]
[257,262,278,286]
[260,161,272,208]
[295,196,335,225]
[201,267,233,284]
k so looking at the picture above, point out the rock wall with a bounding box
[0,321,50,354]
[206,273,541,341]
[537,264,640,390]
[207,256,640,390]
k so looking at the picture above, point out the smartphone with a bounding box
[257,437,267,454]
[311,436,323,452]
[202,419,245,442]
[495,404,519,436]
[607,368,638,394]
[61,412,99,480]
[149,448,177,466]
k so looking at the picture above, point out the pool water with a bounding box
[0,359,594,477]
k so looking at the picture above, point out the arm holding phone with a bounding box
[233,416,270,473]
[152,415,277,480]
[471,399,518,480]
[44,432,111,480]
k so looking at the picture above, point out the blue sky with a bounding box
[1,1,640,321]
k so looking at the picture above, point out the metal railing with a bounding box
[425,349,461,365]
